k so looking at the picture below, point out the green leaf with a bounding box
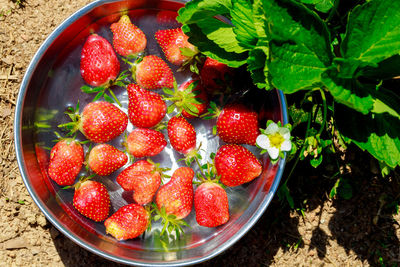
[336,103,400,168]
[247,42,270,89]
[252,0,268,40]
[314,0,335,13]
[321,68,374,114]
[177,0,232,24]
[263,0,333,93]
[360,55,400,80]
[269,41,326,93]
[196,19,246,54]
[310,154,323,168]
[231,0,258,50]
[263,0,333,66]
[103,93,114,103]
[182,24,247,68]
[341,0,400,64]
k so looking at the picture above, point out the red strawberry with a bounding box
[156,10,181,27]
[126,128,167,158]
[167,116,196,154]
[214,144,262,187]
[155,28,198,66]
[155,166,194,219]
[48,139,84,186]
[80,34,120,87]
[73,180,110,222]
[194,182,229,227]
[200,57,232,93]
[116,160,162,205]
[105,203,149,240]
[217,103,260,145]
[60,101,128,143]
[127,83,166,128]
[88,144,128,176]
[179,80,208,118]
[133,55,174,90]
[110,15,147,57]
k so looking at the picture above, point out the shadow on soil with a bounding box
[50,146,400,267]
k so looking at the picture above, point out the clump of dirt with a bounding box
[0,0,399,266]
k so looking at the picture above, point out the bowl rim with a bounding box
[14,0,289,265]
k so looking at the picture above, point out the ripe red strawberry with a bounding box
[116,160,162,205]
[155,166,194,219]
[167,116,196,154]
[88,144,128,176]
[194,182,229,227]
[80,34,120,87]
[155,28,198,66]
[73,180,110,222]
[214,144,262,187]
[126,128,167,158]
[60,101,128,143]
[105,203,149,240]
[127,83,166,128]
[156,10,181,27]
[200,57,232,93]
[110,15,147,57]
[217,103,260,145]
[133,55,174,90]
[48,139,84,186]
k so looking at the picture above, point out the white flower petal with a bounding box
[278,127,291,140]
[265,122,279,135]
[267,146,280,159]
[256,134,270,150]
[281,140,292,151]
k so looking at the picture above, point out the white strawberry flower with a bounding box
[256,121,292,161]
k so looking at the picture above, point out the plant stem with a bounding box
[317,88,327,136]
[286,105,313,184]
[194,155,207,181]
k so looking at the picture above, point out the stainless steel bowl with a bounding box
[14,0,288,265]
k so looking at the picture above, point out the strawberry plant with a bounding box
[177,0,400,172]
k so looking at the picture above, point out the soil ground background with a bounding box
[0,0,399,266]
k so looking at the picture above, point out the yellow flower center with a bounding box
[269,133,284,148]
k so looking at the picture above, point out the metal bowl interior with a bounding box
[14,0,288,266]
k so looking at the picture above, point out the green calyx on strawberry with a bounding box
[155,28,201,73]
[214,144,262,187]
[116,159,169,205]
[80,34,127,106]
[88,144,128,176]
[110,14,147,57]
[151,204,190,240]
[80,70,129,107]
[48,133,86,186]
[163,79,208,118]
[105,203,150,240]
[202,102,260,146]
[123,55,174,90]
[72,178,110,222]
[126,83,167,128]
[58,101,128,144]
